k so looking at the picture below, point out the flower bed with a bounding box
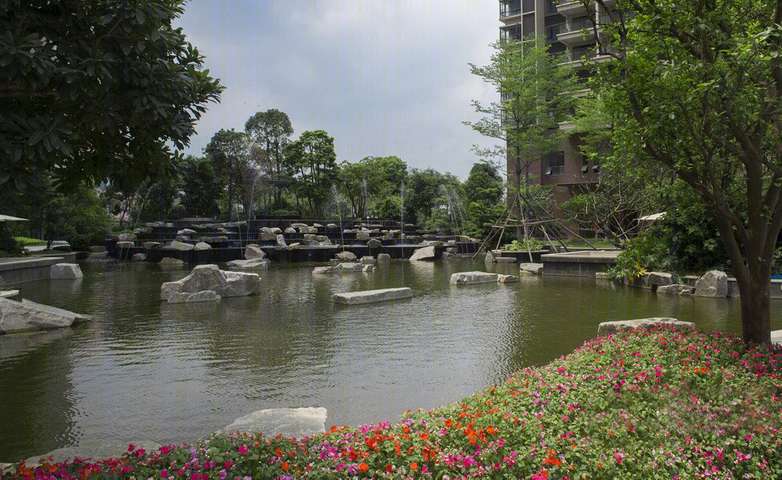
[4,327,781,479]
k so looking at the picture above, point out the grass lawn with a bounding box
[13,237,47,247]
[4,326,780,479]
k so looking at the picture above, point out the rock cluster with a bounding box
[597,317,695,336]
[160,265,259,302]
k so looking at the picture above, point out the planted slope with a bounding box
[5,327,781,479]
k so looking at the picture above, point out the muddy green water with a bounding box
[1,258,779,461]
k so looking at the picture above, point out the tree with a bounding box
[245,109,293,211]
[404,168,461,229]
[339,156,408,219]
[284,130,338,217]
[180,156,221,218]
[463,163,504,239]
[466,37,578,239]
[0,1,223,191]
[205,129,249,221]
[586,0,782,343]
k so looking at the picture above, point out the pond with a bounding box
[1,258,779,462]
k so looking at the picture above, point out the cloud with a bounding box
[175,0,499,179]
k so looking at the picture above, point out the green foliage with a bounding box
[181,156,221,218]
[0,0,222,191]
[245,109,293,212]
[284,130,338,217]
[0,225,23,256]
[339,156,408,218]
[501,238,544,252]
[608,230,671,281]
[462,163,504,239]
[205,129,251,221]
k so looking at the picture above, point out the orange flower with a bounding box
[420,433,429,441]
[281,462,290,471]
[275,448,283,457]
[403,427,410,434]
[386,464,394,472]
[444,419,454,427]
[410,462,419,470]
[358,462,369,472]
[543,456,563,467]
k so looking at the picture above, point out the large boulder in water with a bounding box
[244,244,266,259]
[450,271,499,285]
[50,263,83,279]
[409,246,436,261]
[160,265,260,300]
[0,298,91,333]
[694,270,728,297]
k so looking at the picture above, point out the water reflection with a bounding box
[0,259,779,462]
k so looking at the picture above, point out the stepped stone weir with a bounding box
[333,287,413,305]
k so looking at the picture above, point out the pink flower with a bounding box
[224,460,234,469]
[127,444,135,452]
[238,444,249,455]
[160,446,170,455]
[614,452,624,464]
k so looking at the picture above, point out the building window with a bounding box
[523,0,535,13]
[545,151,565,175]
[500,24,522,41]
[545,0,557,14]
[523,13,536,39]
[581,156,590,173]
[500,0,521,18]
[545,24,562,42]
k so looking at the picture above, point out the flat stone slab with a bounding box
[498,274,519,283]
[772,330,782,345]
[409,246,436,261]
[0,290,19,299]
[520,263,544,275]
[495,257,516,263]
[219,407,327,439]
[333,287,413,305]
[227,258,269,270]
[657,284,695,295]
[450,271,499,285]
[0,298,91,334]
[597,317,695,337]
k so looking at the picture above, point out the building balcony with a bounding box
[556,1,589,18]
[560,52,614,70]
[557,26,597,46]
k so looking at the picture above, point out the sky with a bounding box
[173,0,500,180]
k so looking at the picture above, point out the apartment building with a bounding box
[499,0,611,216]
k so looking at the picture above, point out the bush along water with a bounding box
[4,326,781,479]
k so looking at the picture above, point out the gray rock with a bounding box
[166,290,221,304]
[259,232,277,241]
[320,238,333,246]
[695,270,728,297]
[312,266,335,274]
[377,253,391,262]
[276,234,287,247]
[177,228,197,236]
[334,262,363,272]
[304,234,317,241]
[131,253,146,262]
[520,263,543,275]
[50,263,83,279]
[450,271,499,285]
[356,231,370,241]
[116,233,136,241]
[25,440,161,466]
[445,247,457,254]
[0,298,91,333]
[657,284,695,295]
[498,274,520,283]
[333,287,413,305]
[143,241,162,250]
[160,264,260,300]
[360,256,375,265]
[362,264,375,272]
[313,223,323,228]
[227,258,270,270]
[367,238,382,249]
[245,244,266,259]
[409,246,436,261]
[316,235,327,242]
[421,240,443,248]
[772,329,782,345]
[219,407,327,439]
[271,227,282,234]
[170,240,194,251]
[495,257,516,263]
[647,272,673,287]
[335,251,357,262]
[0,289,18,298]
[116,240,135,249]
[132,227,151,235]
[194,242,212,251]
[284,227,297,234]
[291,223,308,229]
[484,252,495,264]
[259,227,274,234]
[158,257,185,267]
[326,223,339,230]
[597,317,695,336]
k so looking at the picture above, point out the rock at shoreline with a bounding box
[170,240,194,251]
[227,258,270,270]
[450,271,499,285]
[24,440,161,466]
[409,246,436,261]
[131,253,146,262]
[498,274,520,283]
[377,253,391,262]
[597,317,695,336]
[520,263,543,275]
[335,251,357,262]
[657,284,695,295]
[194,242,212,251]
[367,238,382,249]
[158,257,185,267]
[694,270,728,297]
[50,263,83,279]
[160,265,259,300]
[220,407,327,439]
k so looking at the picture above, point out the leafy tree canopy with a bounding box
[0,0,223,191]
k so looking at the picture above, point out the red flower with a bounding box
[410,462,419,471]
[358,462,369,472]
[238,445,248,455]
[281,462,290,471]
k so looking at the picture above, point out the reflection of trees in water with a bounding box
[0,329,77,462]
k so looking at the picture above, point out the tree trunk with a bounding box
[734,273,772,344]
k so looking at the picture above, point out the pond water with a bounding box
[1,258,780,462]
